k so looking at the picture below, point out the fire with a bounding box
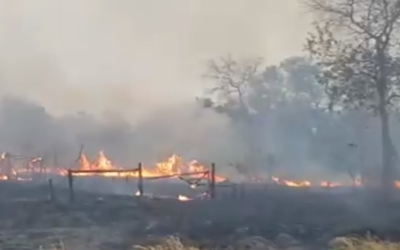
[271,176,311,187]
[0,174,31,181]
[320,181,341,187]
[270,176,361,188]
[3,150,400,191]
[0,151,227,182]
[71,152,226,182]
[178,195,191,201]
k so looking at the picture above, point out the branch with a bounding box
[307,0,379,38]
[347,0,378,38]
[387,93,400,104]
[379,0,400,45]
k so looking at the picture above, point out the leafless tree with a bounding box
[202,55,263,113]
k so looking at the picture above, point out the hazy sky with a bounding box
[0,0,311,120]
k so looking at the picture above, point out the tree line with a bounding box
[199,0,400,194]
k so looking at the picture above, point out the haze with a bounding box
[0,0,309,118]
[0,0,324,177]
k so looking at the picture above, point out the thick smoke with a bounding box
[1,0,387,181]
[0,0,311,177]
[0,96,239,172]
[0,0,309,116]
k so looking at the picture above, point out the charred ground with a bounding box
[1,181,400,250]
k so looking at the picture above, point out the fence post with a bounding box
[210,163,216,199]
[232,184,238,199]
[48,178,55,202]
[4,153,12,180]
[138,162,144,196]
[68,170,74,202]
[40,157,45,181]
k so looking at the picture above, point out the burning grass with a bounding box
[5,149,400,189]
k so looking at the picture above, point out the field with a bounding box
[1,180,400,250]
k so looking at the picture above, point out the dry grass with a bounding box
[133,236,275,250]
[330,237,400,250]
[133,237,200,250]
[38,236,400,250]
[133,236,400,250]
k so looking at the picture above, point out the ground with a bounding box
[1,181,400,250]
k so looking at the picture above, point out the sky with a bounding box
[0,0,311,121]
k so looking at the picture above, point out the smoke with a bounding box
[0,0,316,177]
[0,0,310,116]
[0,96,239,171]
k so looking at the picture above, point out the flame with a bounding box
[69,152,226,182]
[178,195,191,201]
[271,176,311,187]
[0,151,226,182]
[270,176,365,188]
[320,181,341,187]
[3,150,400,191]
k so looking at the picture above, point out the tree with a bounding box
[199,55,328,176]
[200,55,265,172]
[304,0,400,193]
[200,55,263,119]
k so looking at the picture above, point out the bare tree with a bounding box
[200,55,264,174]
[201,55,263,116]
[304,0,400,194]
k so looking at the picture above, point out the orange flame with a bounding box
[4,151,400,191]
[0,151,227,182]
[69,152,225,182]
[178,195,191,201]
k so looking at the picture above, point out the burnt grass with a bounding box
[0,181,400,250]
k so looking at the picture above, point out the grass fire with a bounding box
[3,0,400,249]
[2,151,400,189]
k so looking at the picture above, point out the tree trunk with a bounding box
[379,106,395,194]
[376,45,397,196]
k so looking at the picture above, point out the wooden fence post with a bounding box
[48,178,55,202]
[68,170,74,202]
[210,163,216,199]
[138,162,144,196]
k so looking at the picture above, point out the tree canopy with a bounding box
[304,0,400,191]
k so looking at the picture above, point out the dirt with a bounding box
[1,180,400,250]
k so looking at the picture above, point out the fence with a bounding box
[66,162,218,202]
